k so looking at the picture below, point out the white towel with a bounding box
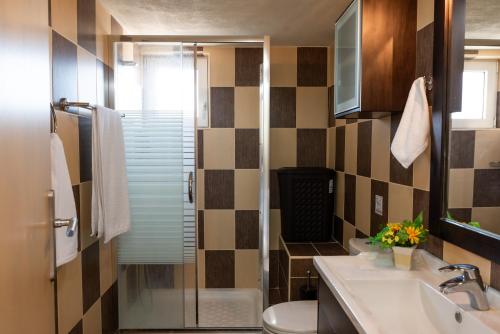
[91,106,131,243]
[391,77,430,168]
[51,133,78,267]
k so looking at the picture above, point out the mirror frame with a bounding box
[430,0,500,263]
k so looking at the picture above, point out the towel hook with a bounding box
[425,75,433,91]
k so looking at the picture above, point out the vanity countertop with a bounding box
[313,250,500,334]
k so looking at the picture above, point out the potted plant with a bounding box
[370,212,429,270]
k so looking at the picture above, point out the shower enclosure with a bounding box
[113,38,270,330]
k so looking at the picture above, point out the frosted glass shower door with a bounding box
[114,43,196,329]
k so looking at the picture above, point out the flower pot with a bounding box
[392,246,417,270]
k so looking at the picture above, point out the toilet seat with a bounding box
[263,301,317,334]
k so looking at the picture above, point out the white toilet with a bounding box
[262,238,373,334]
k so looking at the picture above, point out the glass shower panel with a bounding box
[114,42,196,329]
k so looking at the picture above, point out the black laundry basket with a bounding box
[277,167,335,242]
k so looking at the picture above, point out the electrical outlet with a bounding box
[375,195,383,216]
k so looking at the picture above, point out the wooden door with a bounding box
[0,0,55,333]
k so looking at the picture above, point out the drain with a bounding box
[455,311,462,323]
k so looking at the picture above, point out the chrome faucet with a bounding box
[438,264,489,311]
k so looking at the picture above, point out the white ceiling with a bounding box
[101,0,352,46]
[466,0,500,40]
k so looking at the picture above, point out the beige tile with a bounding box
[471,207,500,235]
[57,254,83,334]
[206,47,235,87]
[474,129,500,169]
[355,176,371,236]
[296,87,329,128]
[235,87,260,128]
[55,111,80,185]
[343,222,356,249]
[203,129,235,169]
[235,169,260,210]
[96,0,111,65]
[270,47,297,87]
[197,249,205,288]
[184,262,197,289]
[51,0,78,43]
[235,250,260,288]
[83,299,102,334]
[196,169,205,209]
[270,209,281,250]
[335,172,345,219]
[443,242,491,285]
[270,128,297,169]
[448,169,474,208]
[336,119,347,126]
[417,0,435,30]
[327,127,336,169]
[77,48,97,105]
[204,210,235,250]
[371,118,391,182]
[413,145,430,190]
[327,46,334,87]
[388,183,413,222]
[99,238,113,295]
[344,123,358,174]
[79,181,99,250]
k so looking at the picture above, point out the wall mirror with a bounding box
[431,0,500,263]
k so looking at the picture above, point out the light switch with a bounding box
[375,195,383,216]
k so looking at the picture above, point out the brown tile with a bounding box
[270,209,281,250]
[101,282,118,334]
[270,250,280,288]
[425,235,443,259]
[328,86,335,127]
[73,185,81,251]
[291,259,318,277]
[205,250,235,288]
[210,87,234,128]
[335,126,345,172]
[286,243,319,257]
[357,121,372,177]
[327,127,336,168]
[198,210,204,249]
[77,0,96,55]
[413,189,429,227]
[390,114,413,186]
[279,238,289,279]
[450,130,475,168]
[271,87,296,128]
[371,180,388,235]
[344,123,358,174]
[333,216,343,243]
[205,170,234,209]
[197,129,204,169]
[235,129,259,169]
[335,172,345,219]
[491,261,500,291]
[355,176,371,235]
[69,320,83,334]
[297,129,327,167]
[79,116,92,182]
[416,23,434,105]
[313,242,348,256]
[235,210,259,249]
[269,288,282,305]
[344,174,356,225]
[270,169,280,209]
[278,265,289,301]
[52,31,78,107]
[473,169,500,207]
[82,240,100,313]
[297,47,327,87]
[290,277,318,301]
[447,208,472,223]
[235,48,263,86]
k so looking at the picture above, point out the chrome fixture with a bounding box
[438,264,490,311]
[54,217,78,237]
[58,97,96,111]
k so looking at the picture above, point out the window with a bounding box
[452,60,498,129]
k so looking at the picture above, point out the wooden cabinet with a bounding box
[334,0,417,119]
[317,277,359,334]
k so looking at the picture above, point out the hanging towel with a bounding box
[51,133,78,267]
[391,77,431,169]
[92,106,131,243]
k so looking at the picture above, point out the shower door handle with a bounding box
[188,171,194,203]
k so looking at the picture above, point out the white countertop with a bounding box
[313,250,500,334]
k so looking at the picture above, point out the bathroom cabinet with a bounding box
[317,277,358,334]
[334,0,417,119]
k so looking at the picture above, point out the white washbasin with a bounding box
[346,279,498,334]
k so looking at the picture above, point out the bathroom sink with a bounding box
[345,279,498,334]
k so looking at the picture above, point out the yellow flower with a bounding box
[388,223,402,233]
[406,226,421,245]
[394,235,400,242]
